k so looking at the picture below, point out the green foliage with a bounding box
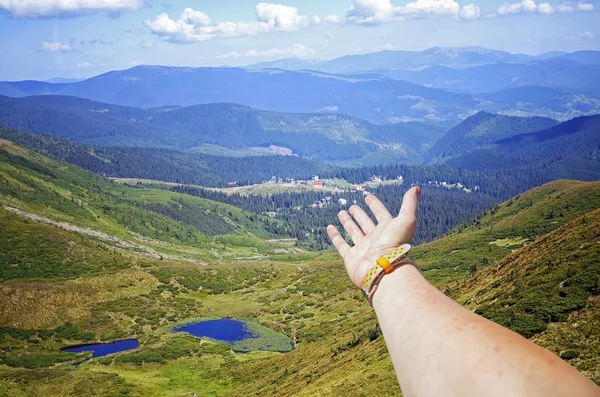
[150,266,277,295]
[232,320,293,353]
[469,209,600,337]
[0,349,77,369]
[113,335,205,366]
[0,369,135,396]
[0,209,129,281]
[560,350,581,360]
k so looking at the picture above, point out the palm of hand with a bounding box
[327,188,420,289]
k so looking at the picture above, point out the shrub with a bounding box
[560,350,580,360]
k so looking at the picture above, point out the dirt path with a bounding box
[3,205,195,262]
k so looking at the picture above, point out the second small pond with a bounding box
[173,318,293,353]
[173,318,251,342]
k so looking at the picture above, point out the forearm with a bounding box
[373,265,599,397]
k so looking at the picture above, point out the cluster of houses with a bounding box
[309,197,349,209]
[428,180,479,194]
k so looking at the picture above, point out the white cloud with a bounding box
[214,44,316,59]
[494,0,593,16]
[459,3,480,18]
[537,2,554,13]
[40,41,74,52]
[374,43,395,51]
[566,31,594,41]
[345,0,464,24]
[146,3,312,43]
[576,3,594,11]
[346,0,397,25]
[323,14,344,24]
[0,0,143,19]
[77,62,93,68]
[397,0,461,17]
[145,0,595,41]
[325,31,336,40]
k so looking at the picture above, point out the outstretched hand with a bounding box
[327,187,421,289]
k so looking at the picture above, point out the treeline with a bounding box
[172,185,499,250]
[0,126,578,201]
[0,127,324,187]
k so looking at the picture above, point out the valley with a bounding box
[1,43,599,397]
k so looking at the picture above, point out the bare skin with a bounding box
[327,187,600,397]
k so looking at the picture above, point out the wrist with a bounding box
[371,264,423,311]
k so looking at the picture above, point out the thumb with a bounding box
[398,186,420,220]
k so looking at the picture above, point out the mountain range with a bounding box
[246,46,573,73]
[1,94,598,169]
[2,46,600,123]
[0,67,487,123]
[371,58,600,96]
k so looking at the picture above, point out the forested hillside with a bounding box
[448,114,600,171]
[0,127,325,186]
[427,111,558,162]
[0,96,444,164]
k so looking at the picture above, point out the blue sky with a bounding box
[0,0,597,80]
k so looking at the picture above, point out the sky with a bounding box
[0,0,598,81]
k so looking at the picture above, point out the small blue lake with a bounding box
[174,319,253,342]
[62,339,139,358]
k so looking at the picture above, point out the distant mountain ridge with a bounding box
[0,95,447,164]
[2,66,490,123]
[2,64,599,122]
[372,58,600,96]
[245,46,569,73]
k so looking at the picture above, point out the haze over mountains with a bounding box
[1,47,599,125]
[246,46,571,72]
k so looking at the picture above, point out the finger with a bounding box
[327,225,350,259]
[365,195,393,223]
[338,210,364,244]
[398,187,421,220]
[349,205,376,234]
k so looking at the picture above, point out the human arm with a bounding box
[327,188,600,397]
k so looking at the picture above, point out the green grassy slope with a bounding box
[412,180,600,285]
[0,139,280,258]
[0,142,599,395]
[453,208,600,381]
